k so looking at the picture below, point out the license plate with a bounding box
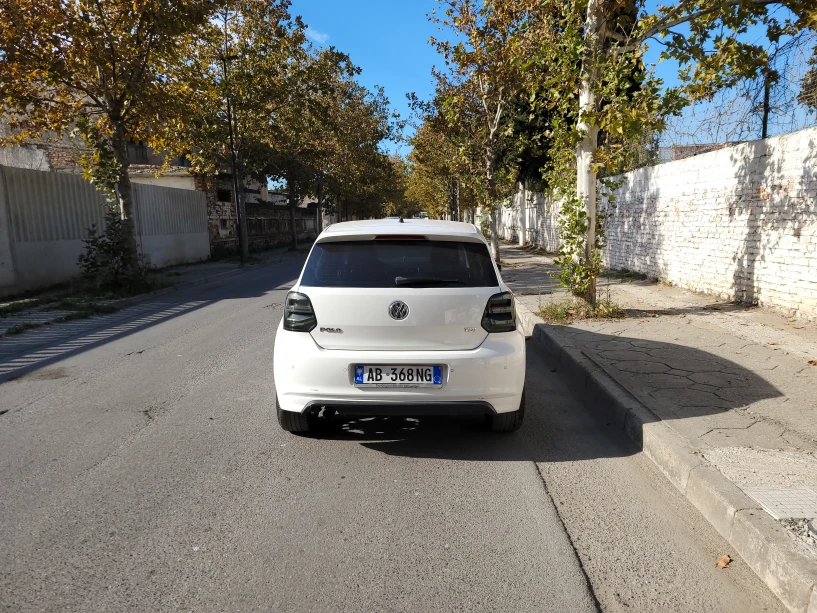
[354,365,443,387]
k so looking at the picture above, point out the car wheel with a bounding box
[488,390,525,433]
[276,400,312,434]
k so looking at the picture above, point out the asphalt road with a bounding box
[0,256,786,612]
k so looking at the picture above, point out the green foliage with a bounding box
[77,217,157,295]
[552,193,606,299]
[44,299,118,314]
[0,299,44,318]
[505,0,816,300]
[4,322,45,336]
[800,44,817,111]
[479,213,491,237]
[72,115,122,206]
[0,0,223,272]
[538,297,625,324]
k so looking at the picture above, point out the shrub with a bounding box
[77,216,157,295]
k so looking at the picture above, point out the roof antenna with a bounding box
[398,216,404,223]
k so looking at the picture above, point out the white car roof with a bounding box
[318,219,485,242]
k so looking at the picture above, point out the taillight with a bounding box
[283,292,317,332]
[481,292,516,333]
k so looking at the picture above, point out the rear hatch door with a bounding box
[299,238,499,351]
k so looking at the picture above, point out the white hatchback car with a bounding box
[273,219,526,433]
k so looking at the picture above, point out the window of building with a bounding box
[217,189,232,202]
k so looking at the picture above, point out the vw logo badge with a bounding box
[389,301,409,321]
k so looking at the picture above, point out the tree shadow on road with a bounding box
[0,257,304,384]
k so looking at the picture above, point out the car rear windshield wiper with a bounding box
[395,276,466,286]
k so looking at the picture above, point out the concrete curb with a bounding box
[517,300,817,613]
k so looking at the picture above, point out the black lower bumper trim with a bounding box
[302,400,496,417]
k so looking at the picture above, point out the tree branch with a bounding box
[610,0,782,55]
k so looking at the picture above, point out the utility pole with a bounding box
[221,12,248,264]
[761,68,772,140]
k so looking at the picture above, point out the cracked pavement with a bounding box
[504,244,817,551]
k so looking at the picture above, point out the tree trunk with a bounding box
[450,177,458,221]
[287,174,298,250]
[489,208,499,261]
[576,0,603,305]
[518,180,527,247]
[485,146,500,263]
[316,175,324,233]
[237,175,249,261]
[110,119,139,266]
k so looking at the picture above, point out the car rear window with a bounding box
[300,239,499,288]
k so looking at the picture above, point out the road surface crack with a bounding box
[533,462,603,613]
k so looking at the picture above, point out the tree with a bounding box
[320,82,402,222]
[405,92,486,222]
[798,41,817,111]
[263,48,360,246]
[0,0,220,266]
[430,0,531,261]
[515,0,816,303]
[405,117,459,219]
[159,0,308,260]
[660,30,817,148]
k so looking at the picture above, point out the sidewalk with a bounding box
[501,243,817,612]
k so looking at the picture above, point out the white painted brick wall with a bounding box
[510,126,817,321]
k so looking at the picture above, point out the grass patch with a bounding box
[4,321,44,335]
[54,311,93,323]
[521,245,555,256]
[539,298,626,324]
[0,299,45,318]
[600,268,649,282]
[53,304,118,323]
[43,298,118,314]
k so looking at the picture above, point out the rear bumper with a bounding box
[302,401,496,417]
[273,323,526,415]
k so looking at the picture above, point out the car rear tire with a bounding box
[277,400,312,434]
[488,391,525,432]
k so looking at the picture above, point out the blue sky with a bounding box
[291,0,441,155]
[289,0,691,152]
[291,1,813,151]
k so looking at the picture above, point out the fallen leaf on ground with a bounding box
[809,360,817,367]
[768,342,776,345]
[716,554,732,568]
[794,326,804,329]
